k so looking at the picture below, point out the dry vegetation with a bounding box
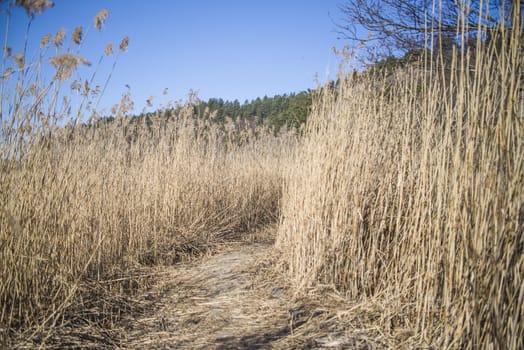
[0,92,293,346]
[277,5,523,349]
[1,109,289,338]
[0,4,289,346]
[1,1,522,349]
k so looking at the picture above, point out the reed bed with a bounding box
[277,8,523,349]
[2,1,522,348]
[1,3,291,345]
[0,105,290,346]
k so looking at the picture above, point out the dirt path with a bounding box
[122,243,311,349]
[10,240,366,349]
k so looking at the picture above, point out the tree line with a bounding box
[110,90,313,134]
[192,91,312,131]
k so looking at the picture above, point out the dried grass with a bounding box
[2,1,522,348]
[0,4,290,346]
[0,109,289,347]
[121,243,292,349]
[277,5,523,349]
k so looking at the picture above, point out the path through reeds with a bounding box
[120,237,381,350]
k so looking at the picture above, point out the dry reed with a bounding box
[2,0,522,348]
[0,3,290,346]
[0,106,290,347]
[277,3,523,348]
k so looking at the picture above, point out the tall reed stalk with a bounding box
[277,2,522,347]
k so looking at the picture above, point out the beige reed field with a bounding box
[1,1,522,348]
[0,95,292,346]
[277,7,523,348]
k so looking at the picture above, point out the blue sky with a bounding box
[3,0,347,114]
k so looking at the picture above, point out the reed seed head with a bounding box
[146,96,154,107]
[70,80,81,91]
[53,28,65,48]
[83,80,90,95]
[104,43,113,56]
[15,0,54,16]
[3,45,12,57]
[119,36,129,52]
[1,67,13,80]
[72,26,83,45]
[14,53,25,69]
[94,9,109,31]
[40,33,51,47]
[49,53,90,80]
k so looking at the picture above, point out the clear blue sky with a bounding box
[3,0,347,115]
